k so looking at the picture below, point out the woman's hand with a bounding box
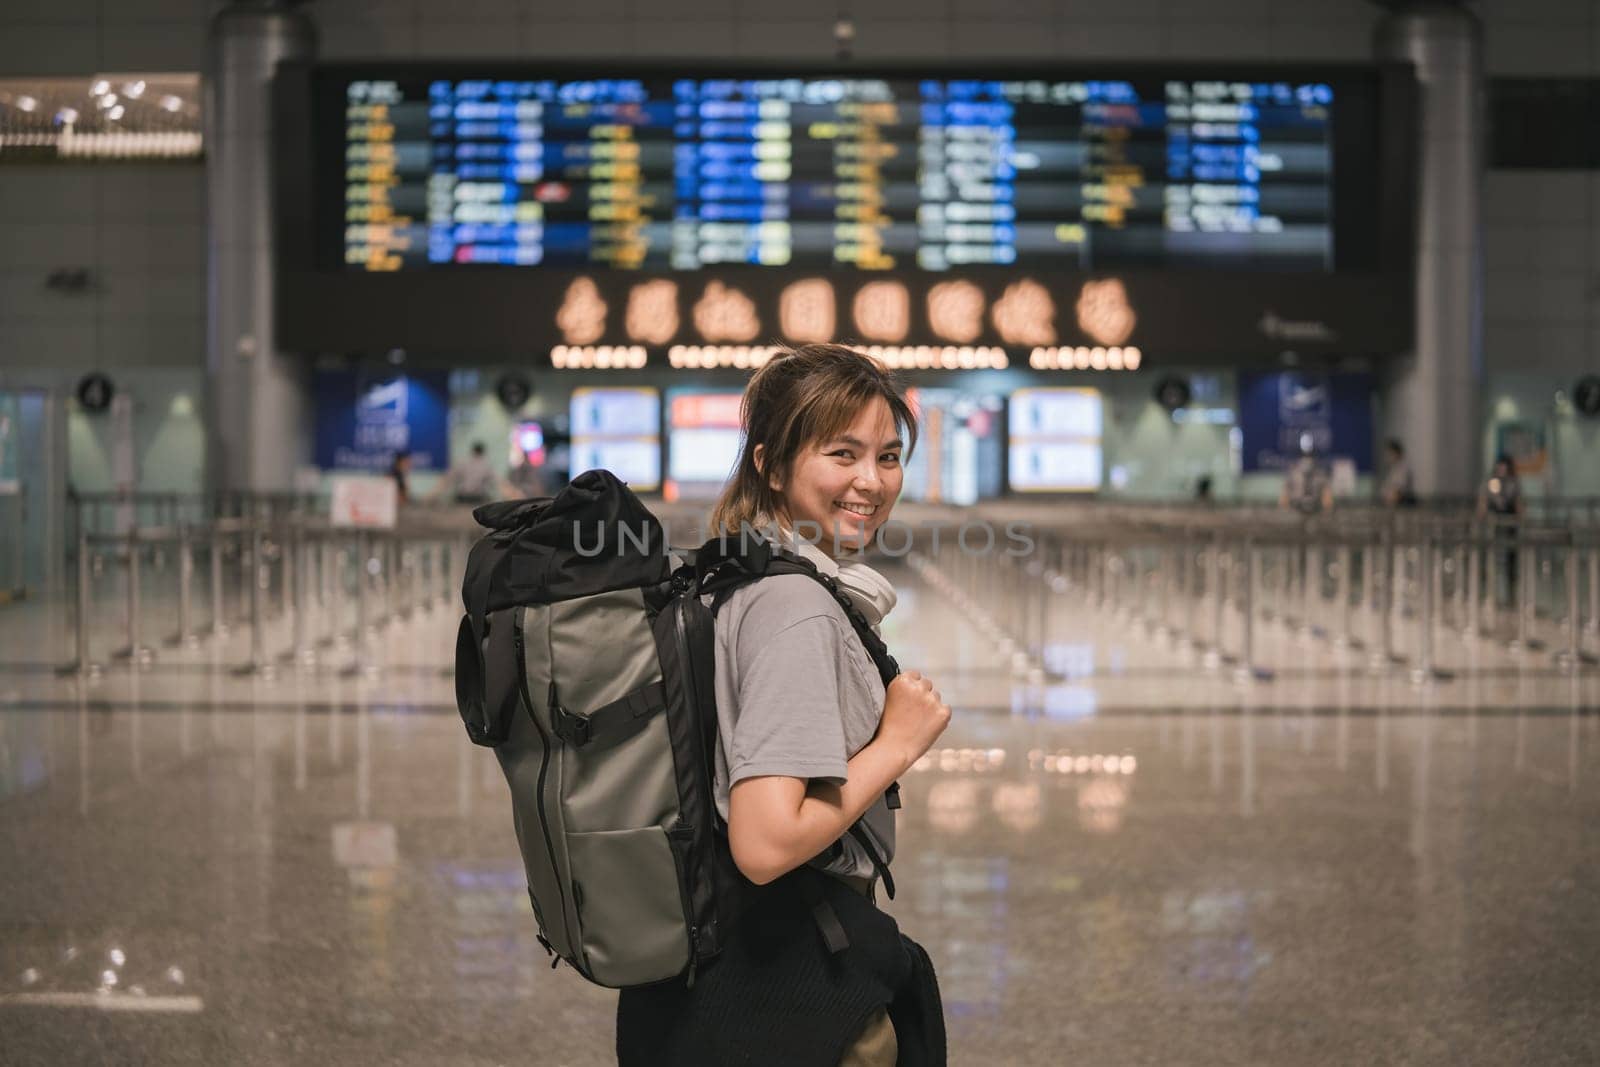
[727,673,951,885]
[876,670,951,771]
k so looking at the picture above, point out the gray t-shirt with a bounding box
[711,573,896,883]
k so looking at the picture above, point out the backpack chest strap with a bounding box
[550,681,669,748]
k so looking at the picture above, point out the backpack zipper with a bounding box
[513,606,576,968]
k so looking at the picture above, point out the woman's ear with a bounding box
[753,444,783,493]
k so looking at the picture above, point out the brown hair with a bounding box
[710,344,918,535]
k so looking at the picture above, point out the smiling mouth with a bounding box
[834,501,878,518]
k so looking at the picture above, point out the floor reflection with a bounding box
[1,565,1598,1064]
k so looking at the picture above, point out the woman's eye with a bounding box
[880,453,901,465]
[830,450,854,460]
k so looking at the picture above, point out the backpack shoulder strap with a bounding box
[692,535,899,686]
[691,536,903,899]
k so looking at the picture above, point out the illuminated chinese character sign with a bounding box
[314,370,450,472]
[1237,371,1373,473]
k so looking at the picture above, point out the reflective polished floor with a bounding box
[2,561,1599,1065]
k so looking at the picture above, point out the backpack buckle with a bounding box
[551,702,591,746]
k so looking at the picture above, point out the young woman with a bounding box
[617,344,952,1066]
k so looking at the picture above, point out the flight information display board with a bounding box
[336,71,1339,274]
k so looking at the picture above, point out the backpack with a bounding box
[453,469,899,989]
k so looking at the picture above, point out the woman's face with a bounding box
[768,396,905,555]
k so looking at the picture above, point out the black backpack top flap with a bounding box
[462,469,670,624]
[472,495,555,531]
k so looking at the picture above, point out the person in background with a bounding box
[1380,439,1417,508]
[1280,437,1333,515]
[389,450,412,505]
[1194,474,1214,504]
[1478,454,1523,519]
[1479,454,1525,608]
[507,447,550,500]
[432,442,500,506]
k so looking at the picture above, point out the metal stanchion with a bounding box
[1301,542,1319,638]
[1234,541,1272,683]
[1336,542,1358,649]
[235,524,270,677]
[287,525,313,667]
[1466,540,1482,643]
[278,529,293,622]
[343,531,372,678]
[1485,523,1501,638]
[167,523,196,648]
[1411,536,1451,685]
[332,542,353,649]
[209,526,228,638]
[111,530,153,666]
[1362,538,1379,653]
[236,522,252,627]
[56,530,100,678]
[1184,545,1200,648]
[1205,540,1227,668]
[397,542,415,623]
[1259,547,1276,625]
[1514,542,1541,652]
[385,536,400,626]
[1370,534,1400,672]
[417,541,433,616]
[317,536,335,649]
[1587,544,1599,639]
[1451,543,1467,634]
[1159,545,1175,640]
[1555,540,1596,671]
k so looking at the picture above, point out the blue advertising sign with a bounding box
[1237,371,1374,473]
[314,371,449,471]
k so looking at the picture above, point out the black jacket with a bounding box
[616,867,945,1066]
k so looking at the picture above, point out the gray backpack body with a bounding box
[454,470,898,989]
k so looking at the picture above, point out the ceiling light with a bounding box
[91,79,110,96]
[17,95,37,112]
[123,80,145,99]
[160,95,182,112]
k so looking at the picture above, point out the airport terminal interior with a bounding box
[3,0,1600,1063]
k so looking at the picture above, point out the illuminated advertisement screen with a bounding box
[569,386,661,490]
[332,71,1342,273]
[1007,387,1103,492]
[665,391,743,497]
[901,388,1004,505]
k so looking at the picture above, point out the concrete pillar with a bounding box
[205,1,317,492]
[1374,0,1484,497]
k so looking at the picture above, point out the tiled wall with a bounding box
[0,166,205,371]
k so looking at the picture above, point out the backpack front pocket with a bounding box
[565,826,692,987]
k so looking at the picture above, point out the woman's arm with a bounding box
[727,671,950,886]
